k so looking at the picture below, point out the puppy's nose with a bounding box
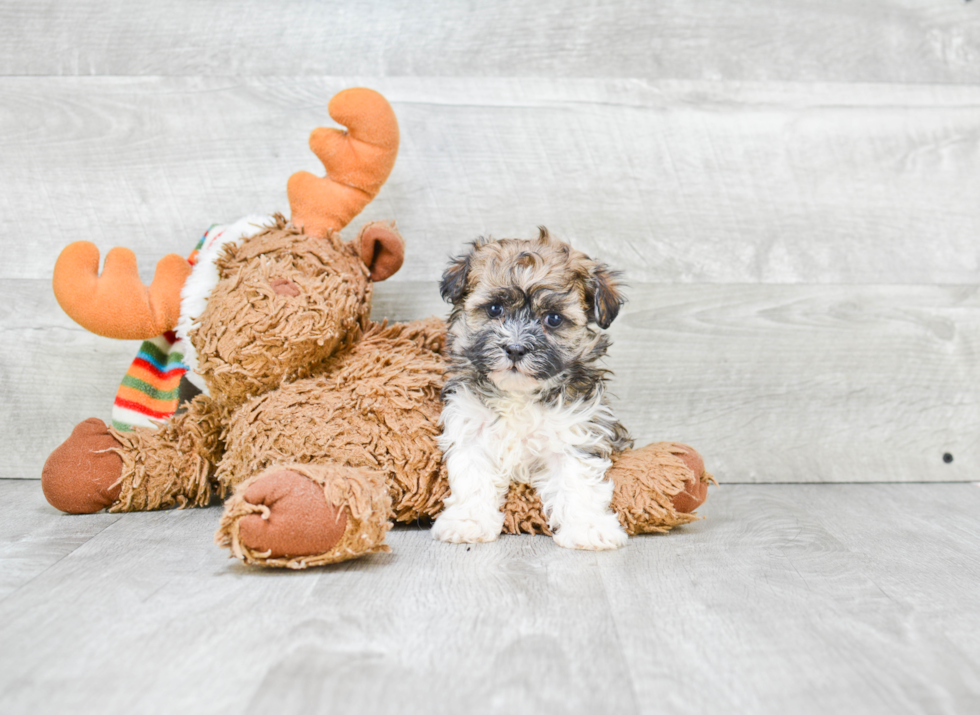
[505,343,529,360]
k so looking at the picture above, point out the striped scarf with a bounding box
[110,231,208,431]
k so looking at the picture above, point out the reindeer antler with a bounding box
[52,242,192,340]
[287,87,400,238]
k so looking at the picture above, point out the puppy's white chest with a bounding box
[442,387,611,486]
[483,401,552,483]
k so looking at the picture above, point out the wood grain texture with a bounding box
[0,279,145,478]
[597,483,980,714]
[3,7,979,491]
[1,0,978,85]
[609,283,980,483]
[0,480,122,600]
[1,480,978,714]
[6,280,977,483]
[4,5,979,711]
[2,77,979,285]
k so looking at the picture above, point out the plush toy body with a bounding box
[41,88,712,568]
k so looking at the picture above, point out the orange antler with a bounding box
[287,87,400,238]
[52,242,192,340]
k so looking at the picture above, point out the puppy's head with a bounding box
[441,227,624,395]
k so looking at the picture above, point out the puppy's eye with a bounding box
[486,303,504,318]
[544,313,563,328]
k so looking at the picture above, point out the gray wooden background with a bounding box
[2,0,978,483]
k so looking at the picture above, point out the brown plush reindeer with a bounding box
[42,87,712,568]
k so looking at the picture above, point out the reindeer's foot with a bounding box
[670,445,710,513]
[42,418,123,514]
[216,463,392,569]
[608,442,715,535]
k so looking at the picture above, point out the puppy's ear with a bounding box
[440,245,475,304]
[587,264,625,329]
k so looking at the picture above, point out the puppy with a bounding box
[432,228,633,550]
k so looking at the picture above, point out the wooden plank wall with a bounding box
[1,1,978,481]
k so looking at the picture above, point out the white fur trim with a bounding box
[175,215,274,392]
[111,404,161,431]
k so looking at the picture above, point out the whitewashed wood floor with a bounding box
[4,1,980,712]
[2,478,978,715]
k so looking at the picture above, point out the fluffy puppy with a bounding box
[432,228,633,550]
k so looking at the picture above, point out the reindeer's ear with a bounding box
[356,221,404,281]
[587,264,625,329]
[440,245,476,305]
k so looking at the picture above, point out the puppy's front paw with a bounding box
[553,513,628,551]
[432,506,504,544]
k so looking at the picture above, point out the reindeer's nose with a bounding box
[269,277,300,297]
[505,344,529,360]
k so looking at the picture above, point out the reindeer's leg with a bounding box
[216,463,391,569]
[498,443,712,537]
[42,395,226,514]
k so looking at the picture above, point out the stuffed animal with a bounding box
[41,87,713,568]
